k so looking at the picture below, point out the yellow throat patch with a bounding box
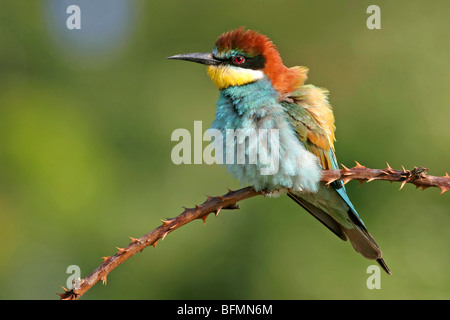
[207,65,264,89]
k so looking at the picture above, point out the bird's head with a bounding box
[168,27,308,93]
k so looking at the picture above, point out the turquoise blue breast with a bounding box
[210,77,322,193]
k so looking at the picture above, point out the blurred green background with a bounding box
[0,0,449,300]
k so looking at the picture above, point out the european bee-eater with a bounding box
[169,27,390,274]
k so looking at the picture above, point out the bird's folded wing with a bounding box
[282,84,336,171]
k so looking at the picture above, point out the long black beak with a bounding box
[167,52,222,66]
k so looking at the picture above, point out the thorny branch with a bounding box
[58,162,449,300]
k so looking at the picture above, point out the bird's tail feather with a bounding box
[287,192,347,241]
[287,191,391,275]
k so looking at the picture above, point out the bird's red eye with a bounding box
[233,56,245,64]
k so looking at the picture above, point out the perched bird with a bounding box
[168,27,390,274]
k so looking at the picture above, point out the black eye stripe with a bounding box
[232,54,265,70]
[213,54,266,70]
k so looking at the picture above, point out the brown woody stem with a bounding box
[58,163,449,300]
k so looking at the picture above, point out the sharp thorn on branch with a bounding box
[116,247,127,255]
[161,231,169,241]
[354,161,366,168]
[129,237,139,244]
[399,180,407,190]
[160,219,171,227]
